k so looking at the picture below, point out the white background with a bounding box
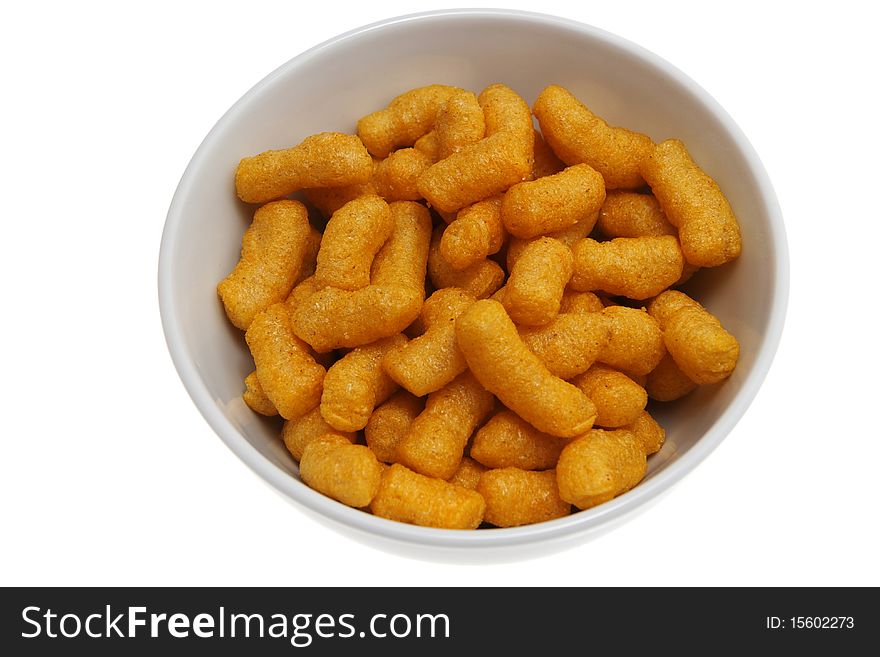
[2,0,878,587]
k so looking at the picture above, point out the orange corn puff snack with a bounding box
[455,299,597,438]
[534,85,653,189]
[370,464,486,529]
[556,429,647,510]
[300,435,383,508]
[245,303,326,420]
[478,468,570,527]
[236,132,373,204]
[218,200,312,330]
[320,334,405,432]
[640,139,742,267]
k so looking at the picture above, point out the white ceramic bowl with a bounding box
[159,9,787,559]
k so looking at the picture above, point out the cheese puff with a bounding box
[597,191,676,238]
[533,85,653,190]
[501,164,606,239]
[300,435,382,508]
[293,285,422,353]
[396,372,495,480]
[236,132,373,204]
[373,148,433,201]
[243,371,277,416]
[640,139,742,267]
[455,299,597,438]
[218,200,312,330]
[435,91,486,159]
[556,429,647,510]
[286,275,321,314]
[570,236,684,300]
[314,195,393,291]
[448,457,487,490]
[303,158,380,220]
[559,289,605,314]
[645,289,694,324]
[280,282,339,368]
[245,303,325,420]
[648,290,739,384]
[293,203,431,351]
[364,390,425,464]
[599,306,666,376]
[645,352,697,401]
[478,469,570,527]
[320,334,405,432]
[622,410,666,456]
[371,201,433,292]
[478,83,535,185]
[370,463,485,529]
[478,83,534,145]
[571,364,648,428]
[297,225,323,283]
[518,311,610,379]
[282,407,357,461]
[357,85,461,158]
[413,130,440,162]
[439,196,505,270]
[383,288,476,396]
[505,212,597,271]
[532,129,565,179]
[428,226,505,299]
[595,191,701,287]
[471,410,567,470]
[503,237,573,326]
[418,131,532,213]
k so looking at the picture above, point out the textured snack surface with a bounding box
[570,236,684,300]
[314,195,393,291]
[320,334,405,431]
[395,372,495,480]
[440,196,505,270]
[418,131,532,213]
[235,132,373,204]
[640,139,742,267]
[501,164,606,239]
[456,299,597,438]
[649,291,739,384]
[300,436,382,508]
[383,288,475,396]
[282,407,357,462]
[534,85,653,189]
[243,371,277,416]
[370,464,486,529]
[357,85,461,157]
[519,312,610,379]
[245,303,326,420]
[478,468,570,527]
[365,390,425,464]
[598,191,676,238]
[218,200,312,330]
[503,237,574,327]
[471,411,567,470]
[556,429,647,509]
[571,364,648,428]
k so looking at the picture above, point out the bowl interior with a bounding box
[161,11,784,546]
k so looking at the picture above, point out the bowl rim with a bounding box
[158,8,789,550]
